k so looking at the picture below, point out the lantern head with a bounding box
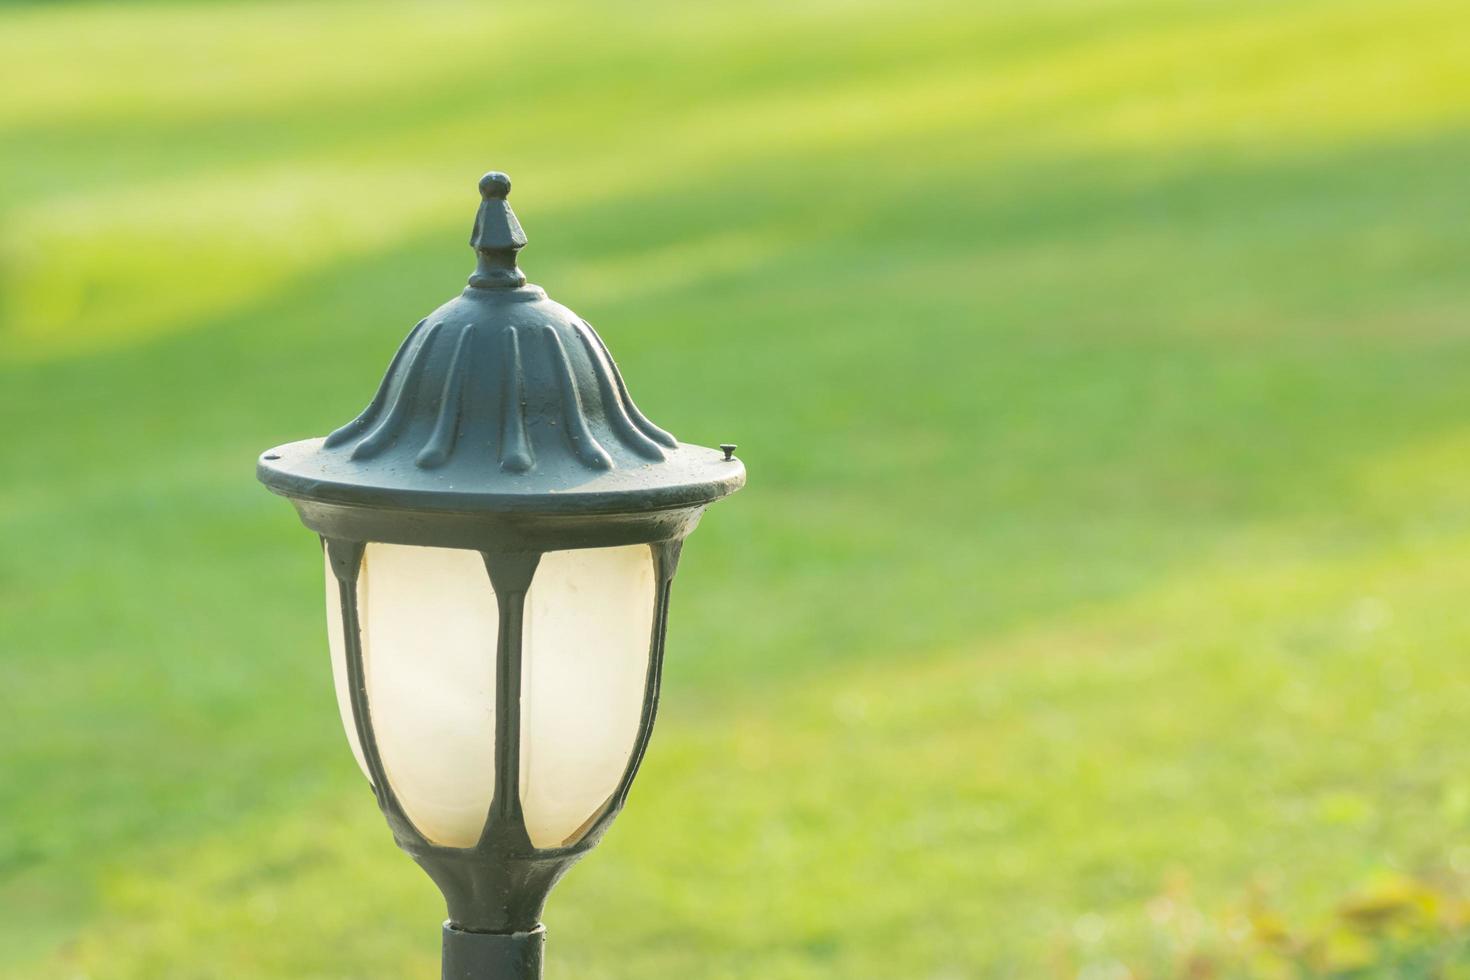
[257,172,744,976]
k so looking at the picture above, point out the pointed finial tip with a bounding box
[479,171,512,200]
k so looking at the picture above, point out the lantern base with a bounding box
[442,922,544,980]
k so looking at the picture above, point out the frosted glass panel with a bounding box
[359,543,500,848]
[520,545,657,848]
[324,552,370,782]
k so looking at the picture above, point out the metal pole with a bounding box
[441,924,544,980]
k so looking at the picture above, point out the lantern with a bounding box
[257,172,744,978]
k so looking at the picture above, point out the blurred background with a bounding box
[2,0,1468,976]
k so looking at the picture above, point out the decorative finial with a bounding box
[469,171,527,289]
[479,171,512,200]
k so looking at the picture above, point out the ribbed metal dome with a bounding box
[257,172,744,516]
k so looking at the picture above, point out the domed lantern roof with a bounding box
[258,171,744,539]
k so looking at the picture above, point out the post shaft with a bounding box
[442,923,544,980]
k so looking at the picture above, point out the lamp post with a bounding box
[257,171,744,979]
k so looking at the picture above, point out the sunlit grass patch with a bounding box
[16,503,1470,978]
[4,0,1469,360]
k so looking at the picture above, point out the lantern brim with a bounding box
[257,437,745,518]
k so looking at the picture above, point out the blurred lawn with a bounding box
[3,0,1470,976]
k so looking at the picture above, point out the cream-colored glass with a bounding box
[519,545,657,848]
[354,543,500,848]
[324,552,370,781]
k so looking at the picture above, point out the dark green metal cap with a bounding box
[258,172,744,518]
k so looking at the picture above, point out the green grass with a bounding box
[3,0,1470,975]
